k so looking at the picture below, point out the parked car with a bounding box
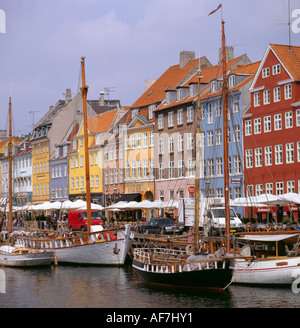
[141,218,184,235]
[68,210,103,231]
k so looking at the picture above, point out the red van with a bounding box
[68,210,103,231]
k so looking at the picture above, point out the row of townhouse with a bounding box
[0,44,299,222]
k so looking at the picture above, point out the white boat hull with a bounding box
[0,250,54,267]
[233,257,300,285]
[14,225,131,266]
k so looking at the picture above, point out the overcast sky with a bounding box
[0,0,299,135]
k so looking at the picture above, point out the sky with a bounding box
[0,0,299,136]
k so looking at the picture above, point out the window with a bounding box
[296,109,300,126]
[275,144,283,164]
[158,139,164,154]
[71,177,74,190]
[256,184,263,196]
[178,160,184,177]
[158,114,164,130]
[254,92,260,107]
[104,171,108,185]
[143,132,148,147]
[263,89,270,104]
[272,64,280,75]
[234,187,242,198]
[187,106,193,122]
[266,183,273,194]
[95,175,99,188]
[286,142,294,163]
[255,148,262,167]
[287,180,295,193]
[234,125,240,142]
[264,146,272,166]
[254,118,261,134]
[234,156,241,173]
[81,176,84,189]
[159,162,164,179]
[233,96,239,112]
[136,133,141,148]
[284,84,292,99]
[262,67,270,78]
[131,134,136,148]
[131,161,136,179]
[216,129,222,145]
[76,177,79,189]
[285,111,293,128]
[187,133,193,150]
[228,75,235,88]
[149,131,154,146]
[148,105,156,120]
[125,162,130,179]
[188,158,195,176]
[276,182,284,195]
[91,175,94,188]
[274,114,282,130]
[274,87,281,102]
[215,100,221,117]
[169,161,175,178]
[168,111,174,127]
[168,136,174,153]
[177,134,183,152]
[207,159,214,176]
[207,130,213,146]
[207,103,213,124]
[216,158,223,175]
[177,109,183,125]
[297,141,300,162]
[217,188,223,198]
[245,149,253,168]
[247,185,253,197]
[264,116,271,132]
[137,161,141,178]
[245,120,252,136]
[211,80,217,92]
[143,160,148,177]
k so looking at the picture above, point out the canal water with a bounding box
[0,264,300,309]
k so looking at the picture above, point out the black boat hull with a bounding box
[132,259,233,291]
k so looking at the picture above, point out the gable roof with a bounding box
[130,56,211,109]
[250,44,300,91]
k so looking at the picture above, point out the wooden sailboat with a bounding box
[11,58,131,266]
[132,12,233,290]
[0,97,55,267]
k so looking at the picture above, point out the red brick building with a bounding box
[243,44,300,221]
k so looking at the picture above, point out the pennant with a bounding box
[208,4,222,16]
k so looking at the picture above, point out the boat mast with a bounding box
[80,57,92,233]
[8,97,13,234]
[194,60,202,253]
[221,19,230,252]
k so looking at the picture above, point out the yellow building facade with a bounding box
[31,139,50,204]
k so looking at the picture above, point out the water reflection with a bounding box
[0,265,300,308]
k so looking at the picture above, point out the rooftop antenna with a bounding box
[104,87,116,101]
[29,110,40,129]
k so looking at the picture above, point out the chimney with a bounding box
[65,88,72,103]
[179,51,195,68]
[0,130,7,143]
[144,79,156,91]
[218,46,234,65]
[99,91,105,106]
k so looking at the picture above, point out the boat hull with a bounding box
[14,225,131,266]
[133,259,233,290]
[0,251,54,267]
[233,257,300,285]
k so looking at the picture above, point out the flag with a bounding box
[208,4,222,16]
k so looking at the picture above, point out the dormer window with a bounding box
[177,88,182,100]
[228,75,236,88]
[149,105,156,120]
[113,126,118,135]
[189,84,198,97]
[211,80,217,93]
